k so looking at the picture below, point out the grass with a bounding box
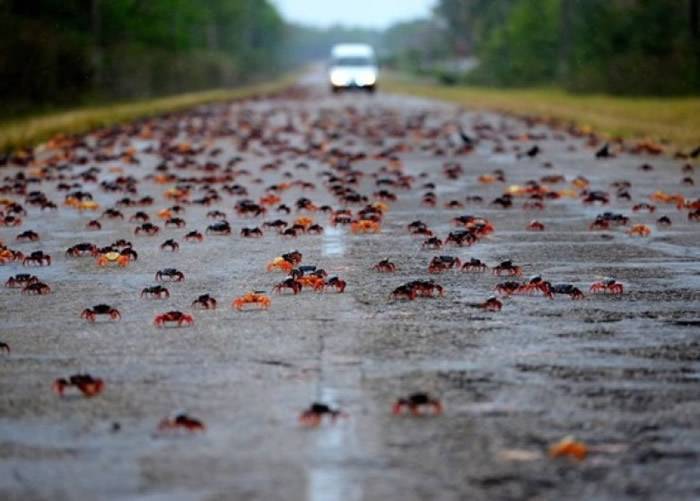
[0,74,298,153]
[382,75,700,150]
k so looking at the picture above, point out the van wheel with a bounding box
[366,85,376,94]
[332,86,341,94]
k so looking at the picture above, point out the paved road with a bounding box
[1,76,700,501]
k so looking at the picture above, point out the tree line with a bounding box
[0,0,285,113]
[388,0,700,95]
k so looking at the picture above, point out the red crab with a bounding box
[590,279,624,295]
[496,281,521,296]
[16,230,39,242]
[392,393,443,416]
[185,230,204,242]
[160,239,179,251]
[141,285,170,298]
[273,278,302,295]
[134,223,160,236]
[518,275,553,297]
[81,304,121,322]
[86,220,102,230]
[373,259,397,272]
[5,273,39,288]
[324,276,346,293]
[155,268,185,282]
[428,256,461,273]
[154,311,194,327]
[22,282,51,295]
[481,296,503,311]
[461,258,488,272]
[53,374,104,397]
[233,291,271,310]
[192,294,217,310]
[22,251,51,266]
[158,414,205,432]
[391,284,417,300]
[492,260,522,276]
[527,220,545,231]
[299,402,346,427]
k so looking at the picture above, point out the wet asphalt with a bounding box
[1,76,700,501]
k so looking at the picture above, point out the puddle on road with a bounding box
[322,227,346,257]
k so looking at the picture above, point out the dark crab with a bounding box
[428,255,461,273]
[299,402,346,427]
[155,268,185,282]
[141,285,170,299]
[81,304,121,322]
[192,294,217,309]
[392,393,443,416]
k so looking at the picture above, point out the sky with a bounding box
[271,0,436,29]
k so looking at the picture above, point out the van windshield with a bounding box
[333,56,374,67]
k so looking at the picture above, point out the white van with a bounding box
[329,44,378,93]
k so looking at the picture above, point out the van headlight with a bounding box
[330,70,348,86]
[358,72,377,86]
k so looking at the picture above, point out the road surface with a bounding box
[1,75,700,501]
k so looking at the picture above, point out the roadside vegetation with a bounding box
[383,76,700,149]
[0,76,296,154]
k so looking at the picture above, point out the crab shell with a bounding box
[97,252,129,267]
[232,293,271,310]
[266,257,293,272]
[351,220,380,234]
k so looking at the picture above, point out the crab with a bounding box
[422,237,443,250]
[590,278,624,295]
[81,304,121,322]
[428,256,461,273]
[5,273,39,288]
[461,258,488,272]
[154,311,194,327]
[656,216,672,227]
[0,215,22,226]
[206,221,231,235]
[192,294,217,310]
[96,251,129,267]
[392,393,443,416]
[22,282,51,295]
[135,223,160,236]
[549,436,588,461]
[517,275,553,297]
[160,239,179,251]
[496,281,522,296]
[185,230,204,242]
[53,374,104,397]
[351,219,380,234]
[23,251,51,266]
[241,227,263,238]
[627,224,651,237]
[445,230,476,247]
[16,230,39,242]
[141,285,170,299]
[158,414,205,432]
[155,268,185,282]
[481,296,503,311]
[207,210,227,220]
[373,259,397,272]
[101,208,124,220]
[299,402,346,427]
[492,260,522,276]
[120,247,138,262]
[164,217,186,229]
[409,280,444,297]
[86,220,102,230]
[307,224,324,235]
[325,277,346,293]
[129,211,150,223]
[267,256,294,273]
[632,203,656,213]
[233,291,271,310]
[550,284,585,300]
[273,278,302,295]
[66,243,97,257]
[296,275,325,291]
[527,220,545,231]
[391,284,417,300]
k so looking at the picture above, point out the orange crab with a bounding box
[259,193,281,206]
[96,251,129,267]
[267,256,294,272]
[549,436,588,461]
[294,216,314,230]
[351,219,380,234]
[627,224,651,237]
[297,275,325,291]
[233,291,271,310]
